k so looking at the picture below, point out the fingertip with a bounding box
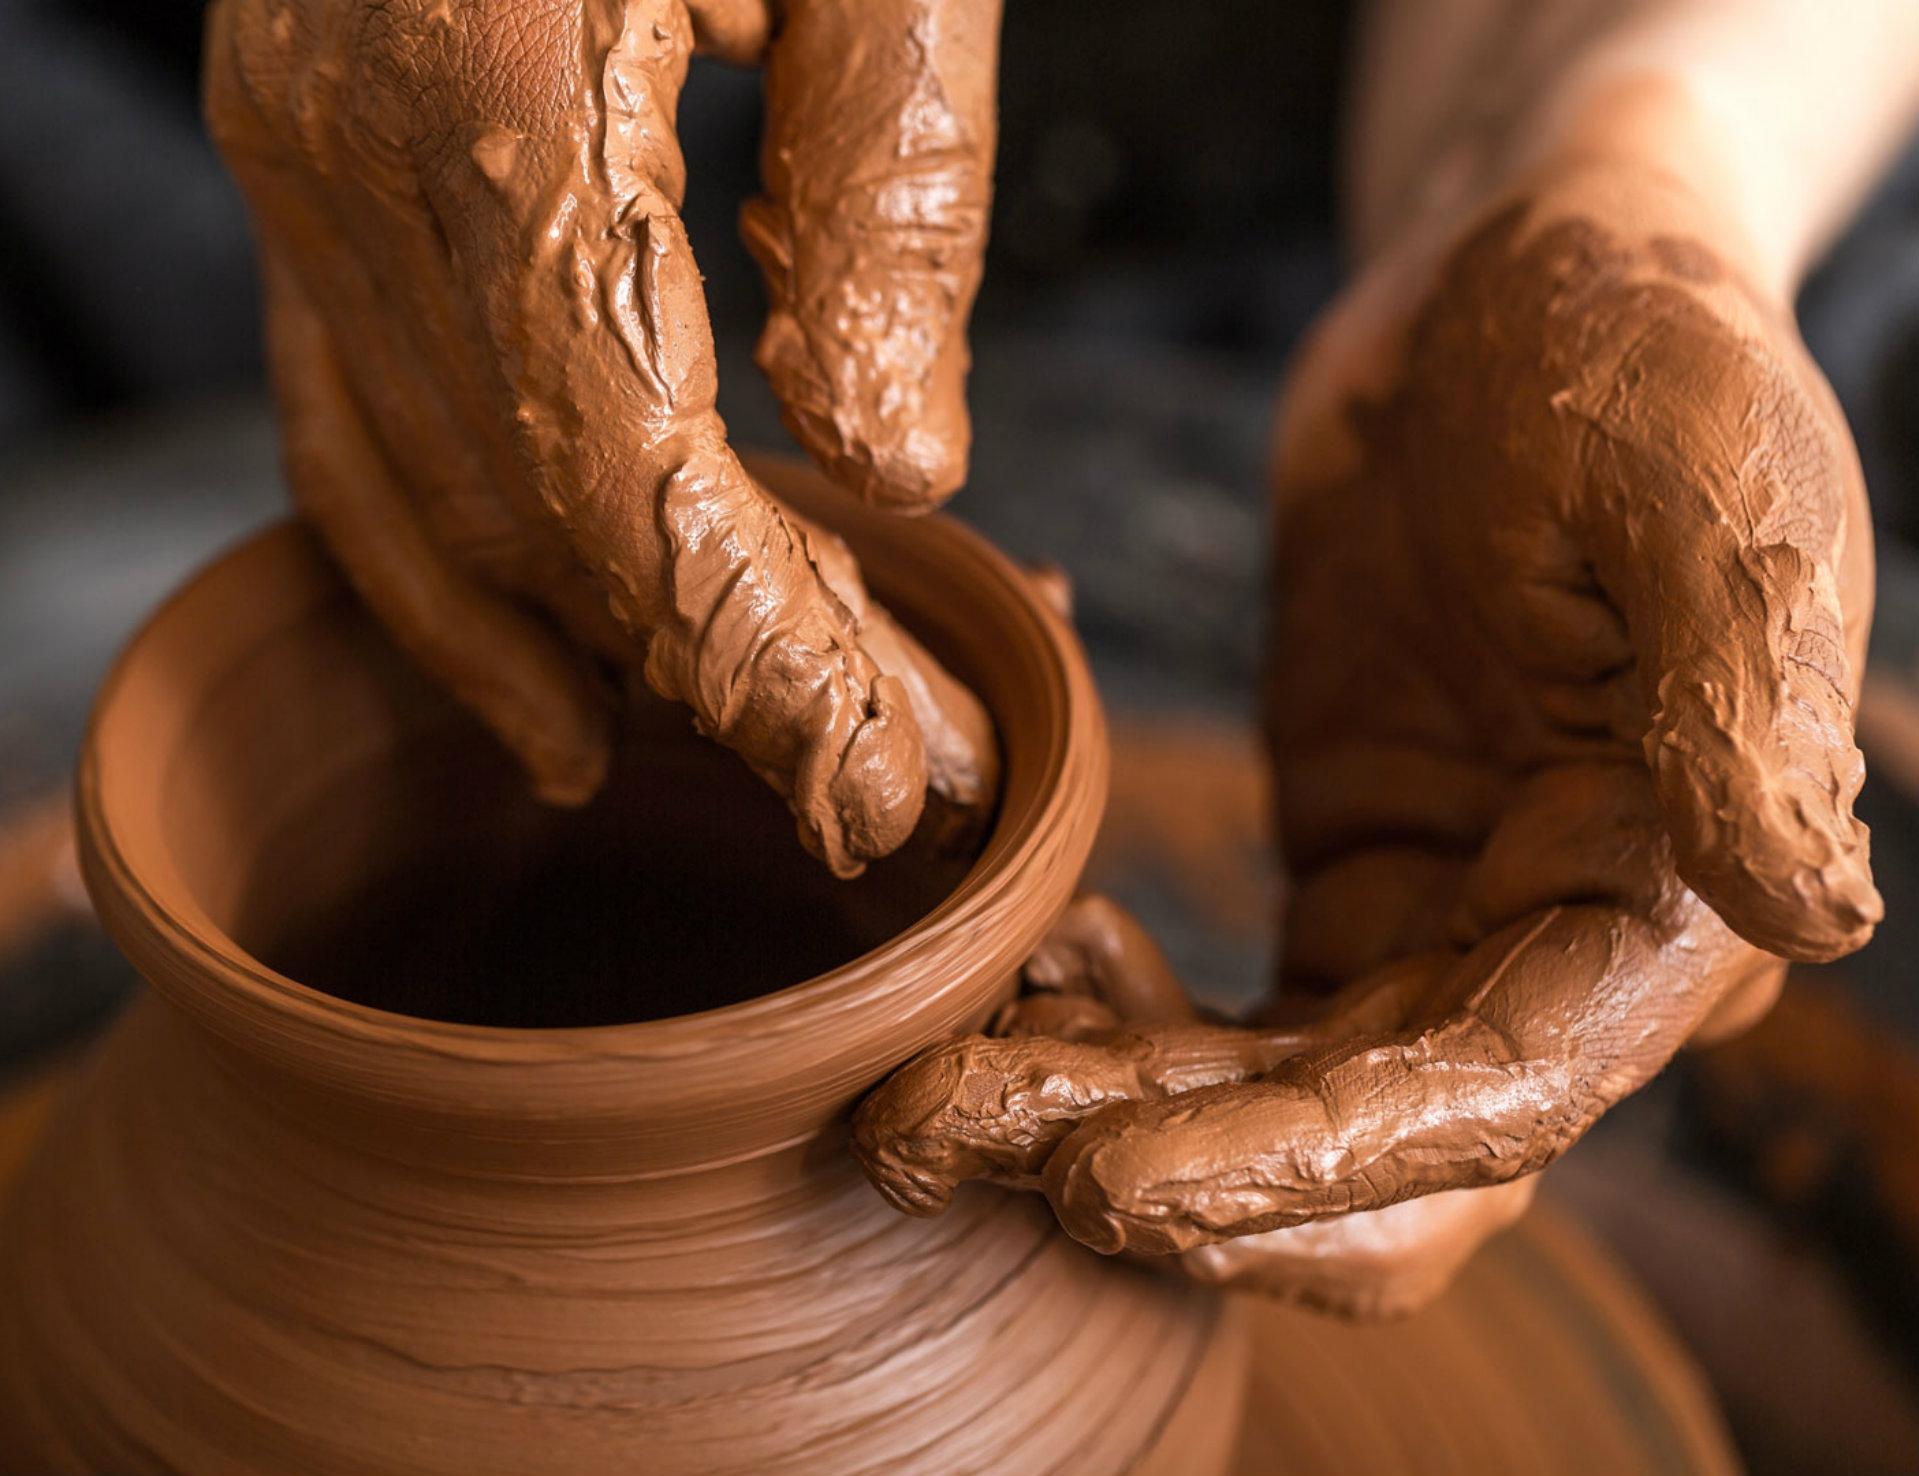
[1660,756,1882,962]
[847,1131,957,1218]
[1043,1106,1198,1258]
[798,397,971,517]
[1706,855,1882,964]
[1785,852,1882,963]
[525,728,611,809]
[1042,1130,1131,1257]
[818,673,927,872]
[683,0,770,65]
[753,309,971,515]
[490,664,612,809]
[795,819,867,881]
[851,1154,955,1218]
[836,418,970,515]
[1648,685,1882,961]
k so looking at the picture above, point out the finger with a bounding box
[0,796,86,971]
[1580,327,1879,961]
[1255,950,1443,1033]
[1178,1179,1537,1320]
[1043,899,1753,1255]
[1687,958,1787,1048]
[1281,849,1465,988]
[1021,894,1196,1025]
[742,0,999,510]
[1452,762,1672,935]
[1275,743,1502,874]
[774,488,999,817]
[411,0,927,874]
[262,254,612,805]
[991,892,1192,1036]
[209,6,620,668]
[684,0,772,64]
[989,990,1121,1041]
[1422,760,1789,1050]
[853,952,1430,1216]
[850,1022,1311,1217]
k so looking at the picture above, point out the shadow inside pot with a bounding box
[247,709,979,1029]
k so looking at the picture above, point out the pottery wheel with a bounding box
[0,1062,1735,1476]
[1225,1202,1738,1475]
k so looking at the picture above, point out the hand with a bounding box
[853,894,1537,1318]
[203,0,999,874]
[853,157,1881,1314]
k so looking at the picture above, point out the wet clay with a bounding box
[856,893,1538,1316]
[0,484,1248,1473]
[854,170,1877,1298]
[203,0,999,875]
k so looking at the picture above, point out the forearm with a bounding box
[1350,0,1919,298]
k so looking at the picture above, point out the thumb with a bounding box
[1586,359,1880,962]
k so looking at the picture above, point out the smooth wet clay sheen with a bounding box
[0,472,1244,1475]
[204,0,1000,875]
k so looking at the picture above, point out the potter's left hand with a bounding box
[854,895,1537,1318]
[855,142,1884,1316]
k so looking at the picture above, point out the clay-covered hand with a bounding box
[203,0,998,875]
[855,162,1880,1313]
[853,894,1537,1318]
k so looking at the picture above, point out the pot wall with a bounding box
[0,464,1244,1474]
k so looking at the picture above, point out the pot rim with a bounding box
[74,458,1107,1149]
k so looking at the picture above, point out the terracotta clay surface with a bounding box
[852,165,1880,1300]
[0,470,1248,1475]
[204,0,998,874]
[0,1062,1740,1476]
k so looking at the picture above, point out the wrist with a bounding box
[1377,68,1789,309]
[1515,70,1790,301]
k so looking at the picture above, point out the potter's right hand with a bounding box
[203,0,998,876]
[856,151,1884,1315]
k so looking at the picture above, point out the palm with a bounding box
[1271,189,1874,1005]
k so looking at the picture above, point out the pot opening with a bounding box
[91,514,1087,1089]
[225,711,982,1029]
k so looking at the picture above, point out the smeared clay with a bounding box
[784,480,1000,829]
[742,0,996,509]
[204,0,999,875]
[854,896,1303,1215]
[855,169,1878,1303]
[855,894,1536,1317]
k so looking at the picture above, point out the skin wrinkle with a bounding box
[855,164,1876,1309]
[205,0,1000,876]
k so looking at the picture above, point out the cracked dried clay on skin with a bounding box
[205,0,998,875]
[853,894,1537,1318]
[854,171,1880,1293]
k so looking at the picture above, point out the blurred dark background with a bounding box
[4,4,1919,1472]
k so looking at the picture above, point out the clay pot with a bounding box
[0,462,1245,1475]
